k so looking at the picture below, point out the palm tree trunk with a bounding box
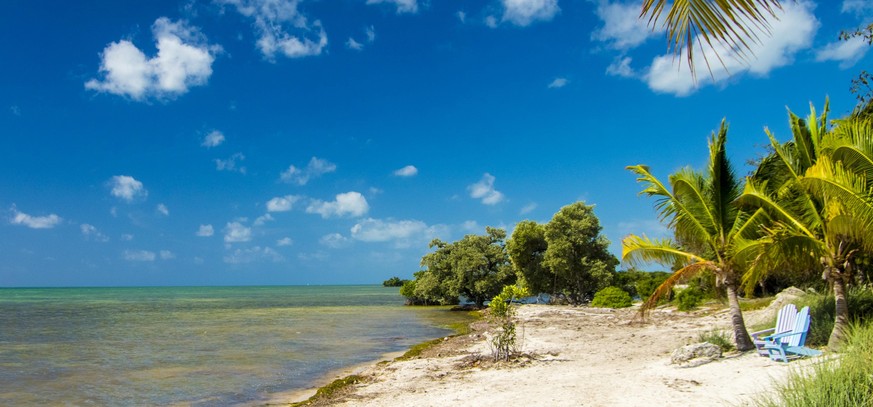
[725,283,755,351]
[828,277,850,350]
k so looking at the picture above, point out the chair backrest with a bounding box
[775,304,798,344]
[789,306,812,347]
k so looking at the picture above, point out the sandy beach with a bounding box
[283,303,822,406]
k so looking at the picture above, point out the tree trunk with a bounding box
[725,282,755,351]
[828,277,850,350]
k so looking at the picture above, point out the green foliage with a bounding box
[542,202,619,304]
[590,286,633,308]
[739,296,774,312]
[488,285,529,361]
[382,276,407,287]
[290,375,364,406]
[697,329,735,353]
[797,287,873,347]
[676,286,704,312]
[754,322,873,407]
[632,271,672,300]
[506,220,550,295]
[402,227,515,307]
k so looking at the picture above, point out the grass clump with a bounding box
[591,286,633,308]
[754,322,873,407]
[740,296,774,312]
[290,375,364,406]
[697,329,735,352]
[795,287,873,347]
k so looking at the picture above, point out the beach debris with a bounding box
[670,342,722,367]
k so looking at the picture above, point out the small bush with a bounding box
[591,286,633,309]
[635,271,671,300]
[676,286,703,311]
[697,329,735,352]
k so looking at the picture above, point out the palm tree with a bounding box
[640,0,782,78]
[623,121,763,351]
[740,105,873,349]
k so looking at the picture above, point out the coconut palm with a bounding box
[623,121,764,351]
[740,105,873,349]
[640,0,782,77]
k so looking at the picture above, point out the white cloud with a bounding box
[644,1,818,96]
[224,221,252,243]
[393,165,418,177]
[457,11,467,23]
[816,36,869,69]
[218,0,327,60]
[266,195,301,212]
[160,250,176,260]
[156,203,169,216]
[843,0,873,17]
[351,218,449,248]
[501,0,559,27]
[366,26,376,43]
[366,0,418,14]
[9,206,62,229]
[201,130,225,147]
[468,173,505,205]
[320,233,350,248]
[306,191,370,218]
[520,203,537,215]
[122,249,156,261]
[547,77,568,88]
[484,15,499,28]
[280,157,336,185]
[80,224,109,242]
[591,1,660,50]
[109,175,147,202]
[346,37,364,50]
[277,237,294,246]
[461,220,481,233]
[85,18,219,101]
[121,233,134,241]
[197,224,214,237]
[606,56,635,78]
[223,246,284,263]
[215,153,246,174]
[253,213,274,226]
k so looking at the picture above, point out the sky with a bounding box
[1,0,872,287]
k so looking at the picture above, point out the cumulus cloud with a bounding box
[644,1,818,96]
[591,1,660,50]
[85,18,219,100]
[349,218,447,248]
[9,206,62,229]
[253,213,274,226]
[81,224,109,242]
[215,153,246,174]
[346,37,364,50]
[393,165,418,177]
[201,130,225,147]
[266,195,300,212]
[843,0,873,17]
[366,0,418,14]
[224,221,252,243]
[109,175,147,202]
[457,11,467,23]
[160,250,176,260]
[320,233,350,248]
[306,191,369,218]
[280,157,336,185]
[547,77,568,88]
[122,249,156,261]
[218,0,327,60]
[277,237,294,246]
[223,246,284,263]
[366,26,376,43]
[520,203,537,215]
[606,56,635,78]
[197,224,214,237]
[816,36,869,69]
[501,0,559,27]
[468,173,505,205]
[156,203,169,216]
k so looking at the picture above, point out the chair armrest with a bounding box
[750,327,775,338]
[764,331,802,341]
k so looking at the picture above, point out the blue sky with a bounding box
[2,0,871,287]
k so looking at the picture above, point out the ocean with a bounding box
[0,285,471,406]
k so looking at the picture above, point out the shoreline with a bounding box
[273,304,823,406]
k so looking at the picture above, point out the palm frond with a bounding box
[640,0,781,79]
[627,165,712,244]
[640,261,716,315]
[708,120,741,245]
[621,234,704,268]
[737,180,816,238]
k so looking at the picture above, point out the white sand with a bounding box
[284,304,822,406]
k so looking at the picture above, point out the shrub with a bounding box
[591,286,633,308]
[797,287,873,347]
[382,276,407,287]
[635,271,671,300]
[488,285,529,361]
[676,286,703,311]
[697,329,735,352]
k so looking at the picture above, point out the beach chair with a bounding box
[762,306,823,362]
[750,303,797,356]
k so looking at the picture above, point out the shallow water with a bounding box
[0,286,470,406]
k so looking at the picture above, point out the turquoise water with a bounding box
[0,286,471,406]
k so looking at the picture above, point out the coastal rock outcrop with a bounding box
[670,342,722,367]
